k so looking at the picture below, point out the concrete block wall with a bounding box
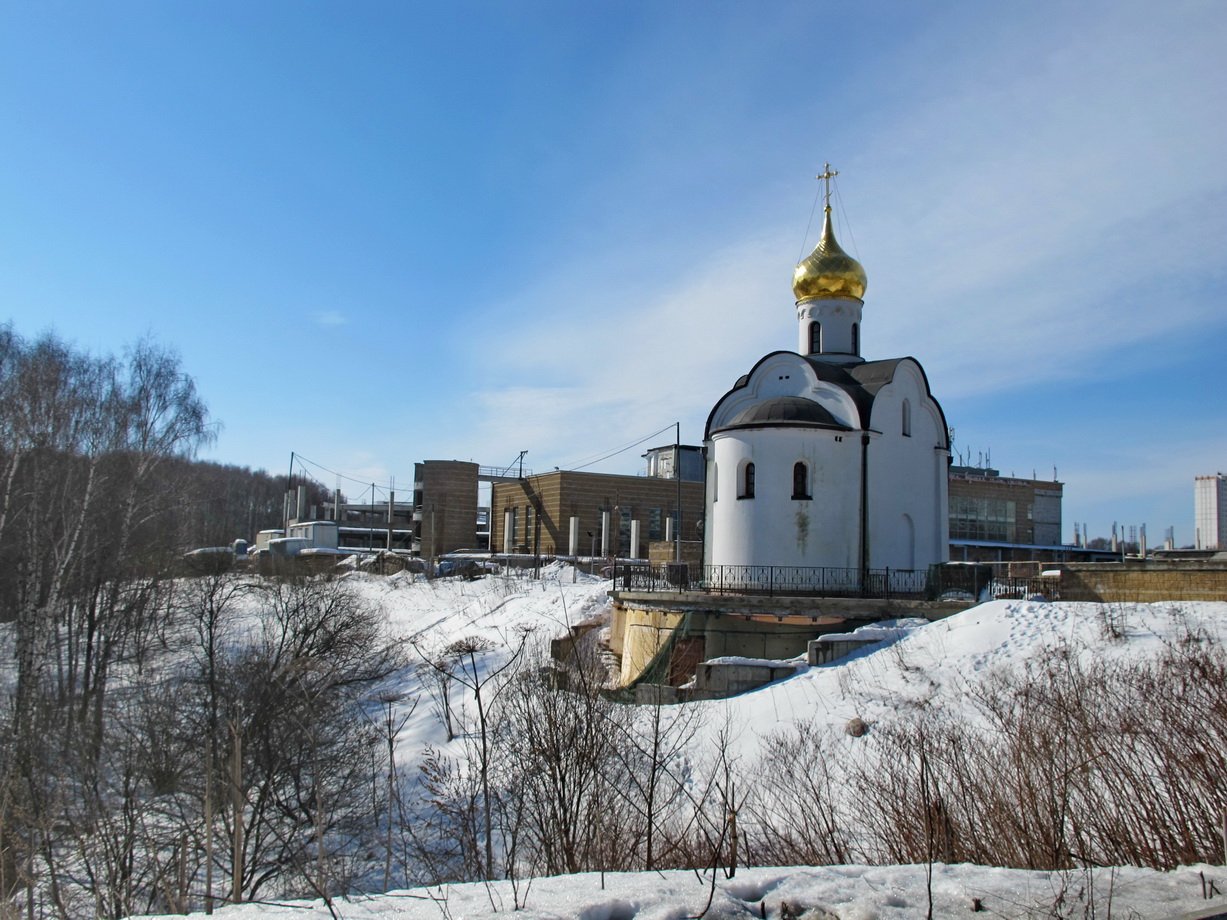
[1060,562,1227,602]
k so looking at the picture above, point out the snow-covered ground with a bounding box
[131,569,1227,919]
[337,563,614,775]
[136,861,1227,918]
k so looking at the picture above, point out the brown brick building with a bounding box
[413,460,480,558]
[490,470,705,559]
[948,465,1064,561]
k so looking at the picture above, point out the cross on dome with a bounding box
[792,163,866,302]
[816,163,838,211]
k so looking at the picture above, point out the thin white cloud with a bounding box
[460,0,1227,489]
[313,310,348,328]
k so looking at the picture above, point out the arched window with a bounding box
[851,322,859,355]
[902,399,912,437]
[809,321,821,355]
[711,463,718,502]
[792,461,811,500]
[739,462,755,499]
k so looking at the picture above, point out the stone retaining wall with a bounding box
[1060,563,1227,602]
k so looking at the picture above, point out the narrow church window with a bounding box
[902,399,912,437]
[792,461,811,500]
[711,464,718,502]
[851,322,859,355]
[809,321,821,355]
[739,462,755,499]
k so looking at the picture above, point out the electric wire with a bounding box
[559,423,677,474]
[832,178,861,262]
[797,179,823,263]
[292,422,677,497]
[291,452,405,500]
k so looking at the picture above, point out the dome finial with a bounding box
[817,162,838,210]
[792,163,867,302]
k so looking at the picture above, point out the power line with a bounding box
[561,423,676,473]
[291,452,406,498]
[293,420,678,496]
[797,178,823,263]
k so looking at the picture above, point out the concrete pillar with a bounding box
[503,509,513,555]
[568,516,579,556]
[296,485,307,521]
[665,515,674,543]
[387,490,395,550]
[630,520,641,559]
[600,510,611,557]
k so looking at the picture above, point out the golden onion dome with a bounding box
[792,207,867,302]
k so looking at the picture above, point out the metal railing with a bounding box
[614,563,931,599]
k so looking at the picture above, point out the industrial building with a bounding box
[947,465,1066,562]
[489,444,705,561]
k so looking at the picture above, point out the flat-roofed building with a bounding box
[948,465,1065,562]
[490,469,704,559]
[1195,473,1227,550]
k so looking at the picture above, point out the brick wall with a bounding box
[491,471,705,557]
[415,460,479,557]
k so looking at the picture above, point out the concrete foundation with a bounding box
[609,590,971,688]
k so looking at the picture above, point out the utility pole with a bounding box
[230,721,243,904]
[387,481,395,552]
[204,738,214,914]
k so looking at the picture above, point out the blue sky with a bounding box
[2,1,1225,545]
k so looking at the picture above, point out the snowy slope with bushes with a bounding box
[124,570,1227,919]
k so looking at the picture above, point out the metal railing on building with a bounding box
[614,563,930,599]
[613,562,1062,602]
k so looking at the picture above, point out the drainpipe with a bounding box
[859,433,870,593]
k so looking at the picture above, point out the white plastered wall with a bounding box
[705,426,861,569]
[864,359,949,570]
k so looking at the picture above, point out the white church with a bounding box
[703,169,950,577]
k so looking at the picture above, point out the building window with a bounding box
[950,497,1017,542]
[809,321,821,355]
[711,464,718,502]
[739,462,755,499]
[902,399,912,437]
[649,508,662,540]
[619,507,633,555]
[851,322,859,355]
[792,461,811,500]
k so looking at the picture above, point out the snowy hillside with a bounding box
[127,570,1227,919]
[342,567,1227,775]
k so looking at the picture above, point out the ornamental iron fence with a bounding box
[614,563,930,599]
[615,561,1062,601]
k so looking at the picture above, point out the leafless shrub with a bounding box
[743,723,852,866]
